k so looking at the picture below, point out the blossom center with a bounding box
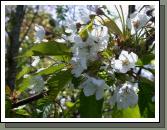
[122,59,130,66]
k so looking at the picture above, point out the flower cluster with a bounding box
[31,5,155,111]
[71,25,109,77]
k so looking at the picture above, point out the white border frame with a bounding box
[1,1,159,122]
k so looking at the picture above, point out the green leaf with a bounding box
[112,105,141,118]
[54,55,71,62]
[16,66,31,80]
[104,19,123,37]
[15,108,30,116]
[71,76,84,89]
[16,76,32,93]
[138,77,155,117]
[65,101,75,108]
[47,69,72,100]
[22,41,71,57]
[34,64,65,76]
[136,59,143,66]
[5,98,13,117]
[79,20,93,41]
[42,103,55,118]
[79,91,103,118]
[141,53,154,65]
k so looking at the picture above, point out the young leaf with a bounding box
[112,105,141,118]
[79,20,93,41]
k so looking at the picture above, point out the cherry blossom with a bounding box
[34,24,45,43]
[80,75,109,100]
[111,50,138,73]
[109,81,139,109]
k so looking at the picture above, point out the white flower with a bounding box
[112,50,138,73]
[70,36,89,77]
[31,56,40,67]
[129,11,150,31]
[109,82,139,109]
[71,56,87,77]
[80,76,109,100]
[65,18,78,33]
[29,76,45,94]
[34,24,45,43]
[88,25,109,52]
[60,98,67,110]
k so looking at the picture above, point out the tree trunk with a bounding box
[6,5,26,91]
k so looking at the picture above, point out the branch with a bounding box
[12,90,48,108]
[19,5,39,44]
[128,5,135,18]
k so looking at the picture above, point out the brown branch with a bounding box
[19,5,39,44]
[12,90,48,108]
[128,5,135,18]
[6,5,26,91]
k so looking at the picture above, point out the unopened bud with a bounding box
[89,14,96,20]
[76,22,82,29]
[96,8,104,15]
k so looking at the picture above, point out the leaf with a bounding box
[16,76,32,93]
[141,53,154,65]
[47,69,72,100]
[15,108,30,116]
[54,55,71,62]
[136,59,143,66]
[5,85,12,96]
[42,103,55,118]
[5,98,13,117]
[104,19,123,37]
[79,91,104,118]
[112,105,141,118]
[34,64,65,76]
[65,101,75,108]
[22,41,72,57]
[16,66,31,80]
[79,20,93,41]
[71,76,84,89]
[138,77,155,117]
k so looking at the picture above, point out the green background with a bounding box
[0,0,166,129]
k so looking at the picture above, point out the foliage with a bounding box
[5,5,156,119]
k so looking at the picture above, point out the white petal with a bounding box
[34,25,45,43]
[83,85,96,96]
[31,56,40,67]
[112,60,123,71]
[119,50,129,61]
[119,66,130,73]
[126,18,132,30]
[91,78,104,87]
[130,11,138,19]
[129,52,138,63]
[95,88,104,100]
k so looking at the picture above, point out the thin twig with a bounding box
[19,6,39,44]
[12,90,48,108]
